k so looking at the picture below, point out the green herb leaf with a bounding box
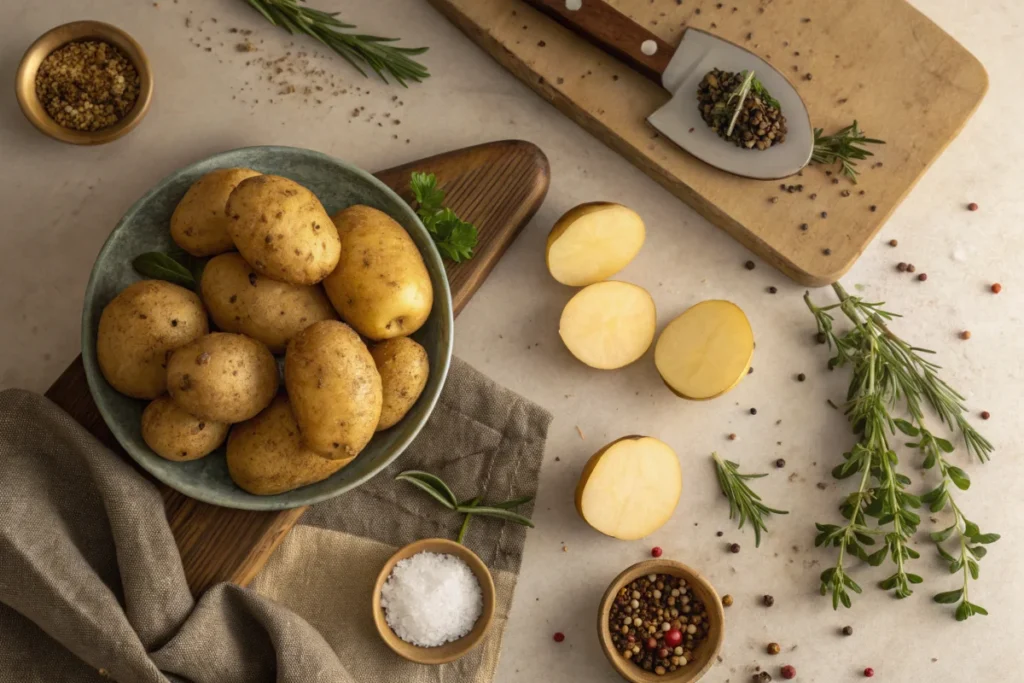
[811,121,885,183]
[132,252,197,289]
[972,532,1000,544]
[712,453,788,548]
[969,603,988,616]
[933,589,963,604]
[492,495,534,510]
[930,525,955,543]
[395,470,458,509]
[947,466,970,491]
[456,504,535,528]
[409,172,478,263]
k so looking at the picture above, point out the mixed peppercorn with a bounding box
[609,573,712,676]
[697,68,787,150]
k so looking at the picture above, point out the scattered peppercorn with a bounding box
[553,632,565,642]
[842,625,854,636]
[831,178,839,185]
[651,546,663,558]
[776,458,786,468]
[906,264,916,273]
[745,260,756,270]
[960,330,971,340]
[991,283,1002,294]
[770,196,779,204]
[816,332,827,344]
[750,408,758,415]
[716,531,724,537]
[918,273,928,281]
[799,223,808,231]
[897,262,908,272]
[981,411,990,420]
[767,642,781,655]
[889,239,898,247]
[728,433,737,441]
[768,286,778,294]
[870,205,878,212]
[781,665,797,679]
[967,202,978,211]
[797,373,806,382]
[763,594,775,607]
[753,673,773,683]
[823,248,832,255]
[864,668,875,677]
[729,543,741,553]
[748,366,754,374]
[809,193,817,199]
[35,40,141,131]
[722,594,734,606]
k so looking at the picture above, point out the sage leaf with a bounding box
[132,252,196,289]
[933,589,963,604]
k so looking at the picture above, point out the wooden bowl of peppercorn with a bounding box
[16,20,153,145]
[599,560,725,683]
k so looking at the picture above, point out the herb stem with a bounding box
[457,496,481,544]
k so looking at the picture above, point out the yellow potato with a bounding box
[558,281,656,369]
[96,280,209,399]
[170,168,261,257]
[200,252,337,353]
[141,396,229,462]
[227,395,355,495]
[654,300,753,400]
[225,175,340,285]
[370,337,429,431]
[166,332,278,423]
[285,320,382,459]
[323,205,433,340]
[575,436,682,540]
[546,203,646,286]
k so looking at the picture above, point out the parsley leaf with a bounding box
[409,172,478,263]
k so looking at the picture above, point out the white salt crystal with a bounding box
[380,551,483,647]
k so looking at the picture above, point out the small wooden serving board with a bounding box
[429,0,987,285]
[46,140,550,595]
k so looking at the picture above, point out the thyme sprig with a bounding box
[811,121,885,182]
[712,453,788,547]
[245,0,429,86]
[806,283,995,620]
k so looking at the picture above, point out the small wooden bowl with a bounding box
[372,538,495,665]
[598,560,725,683]
[16,21,154,145]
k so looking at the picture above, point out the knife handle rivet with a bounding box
[565,0,582,10]
[640,40,658,56]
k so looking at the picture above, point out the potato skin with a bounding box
[166,333,278,423]
[141,396,229,462]
[170,168,261,257]
[97,280,209,399]
[227,395,354,495]
[200,252,337,353]
[225,175,340,285]
[285,320,382,459]
[370,337,429,431]
[323,205,433,340]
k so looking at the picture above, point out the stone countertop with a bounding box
[0,0,1020,680]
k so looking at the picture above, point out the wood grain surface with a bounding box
[45,140,550,596]
[430,0,987,286]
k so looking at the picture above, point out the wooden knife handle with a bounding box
[521,0,674,85]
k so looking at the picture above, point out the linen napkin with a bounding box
[0,357,551,683]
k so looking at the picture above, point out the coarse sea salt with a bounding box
[380,551,483,647]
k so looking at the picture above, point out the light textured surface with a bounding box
[0,0,1020,681]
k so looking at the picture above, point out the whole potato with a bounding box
[141,396,229,461]
[370,337,429,431]
[323,205,433,340]
[200,252,337,353]
[167,332,278,423]
[227,396,355,495]
[225,175,340,285]
[97,280,209,399]
[170,168,261,257]
[285,320,382,459]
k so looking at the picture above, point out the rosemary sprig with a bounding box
[395,470,534,544]
[711,453,788,547]
[806,284,995,619]
[244,0,429,86]
[811,121,885,182]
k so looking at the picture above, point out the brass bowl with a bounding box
[16,21,153,145]
[372,538,495,665]
[598,560,725,683]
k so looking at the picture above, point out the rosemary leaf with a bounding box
[712,453,788,547]
[395,470,457,509]
[811,121,885,182]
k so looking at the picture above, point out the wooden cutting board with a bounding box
[429,0,987,286]
[45,140,550,596]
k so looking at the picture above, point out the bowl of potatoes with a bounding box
[81,146,453,510]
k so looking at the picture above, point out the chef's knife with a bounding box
[521,0,813,179]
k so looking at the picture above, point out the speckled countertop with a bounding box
[1,0,1020,680]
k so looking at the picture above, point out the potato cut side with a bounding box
[559,281,656,370]
[575,436,682,540]
[654,300,754,400]
[546,203,646,286]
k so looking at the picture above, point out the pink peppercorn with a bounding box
[664,629,683,647]
[651,546,663,558]
[991,283,1002,294]
[781,665,797,679]
[968,202,979,211]
[864,668,875,677]
[553,632,565,643]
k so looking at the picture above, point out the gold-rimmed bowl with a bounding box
[372,538,496,665]
[16,20,154,145]
[598,560,725,683]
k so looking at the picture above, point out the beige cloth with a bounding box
[0,358,551,682]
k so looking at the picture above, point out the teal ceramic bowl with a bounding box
[81,146,453,510]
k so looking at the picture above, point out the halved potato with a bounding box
[546,203,646,286]
[558,281,656,369]
[654,300,753,400]
[575,436,682,540]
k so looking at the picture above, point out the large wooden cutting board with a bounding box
[45,140,550,596]
[429,0,987,285]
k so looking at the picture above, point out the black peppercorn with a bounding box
[729,543,741,553]
[816,332,827,344]
[763,594,775,607]
[821,211,828,218]
[750,407,758,415]
[775,458,786,468]
[842,625,854,636]
[800,223,809,231]
[745,260,756,270]
[768,286,778,294]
